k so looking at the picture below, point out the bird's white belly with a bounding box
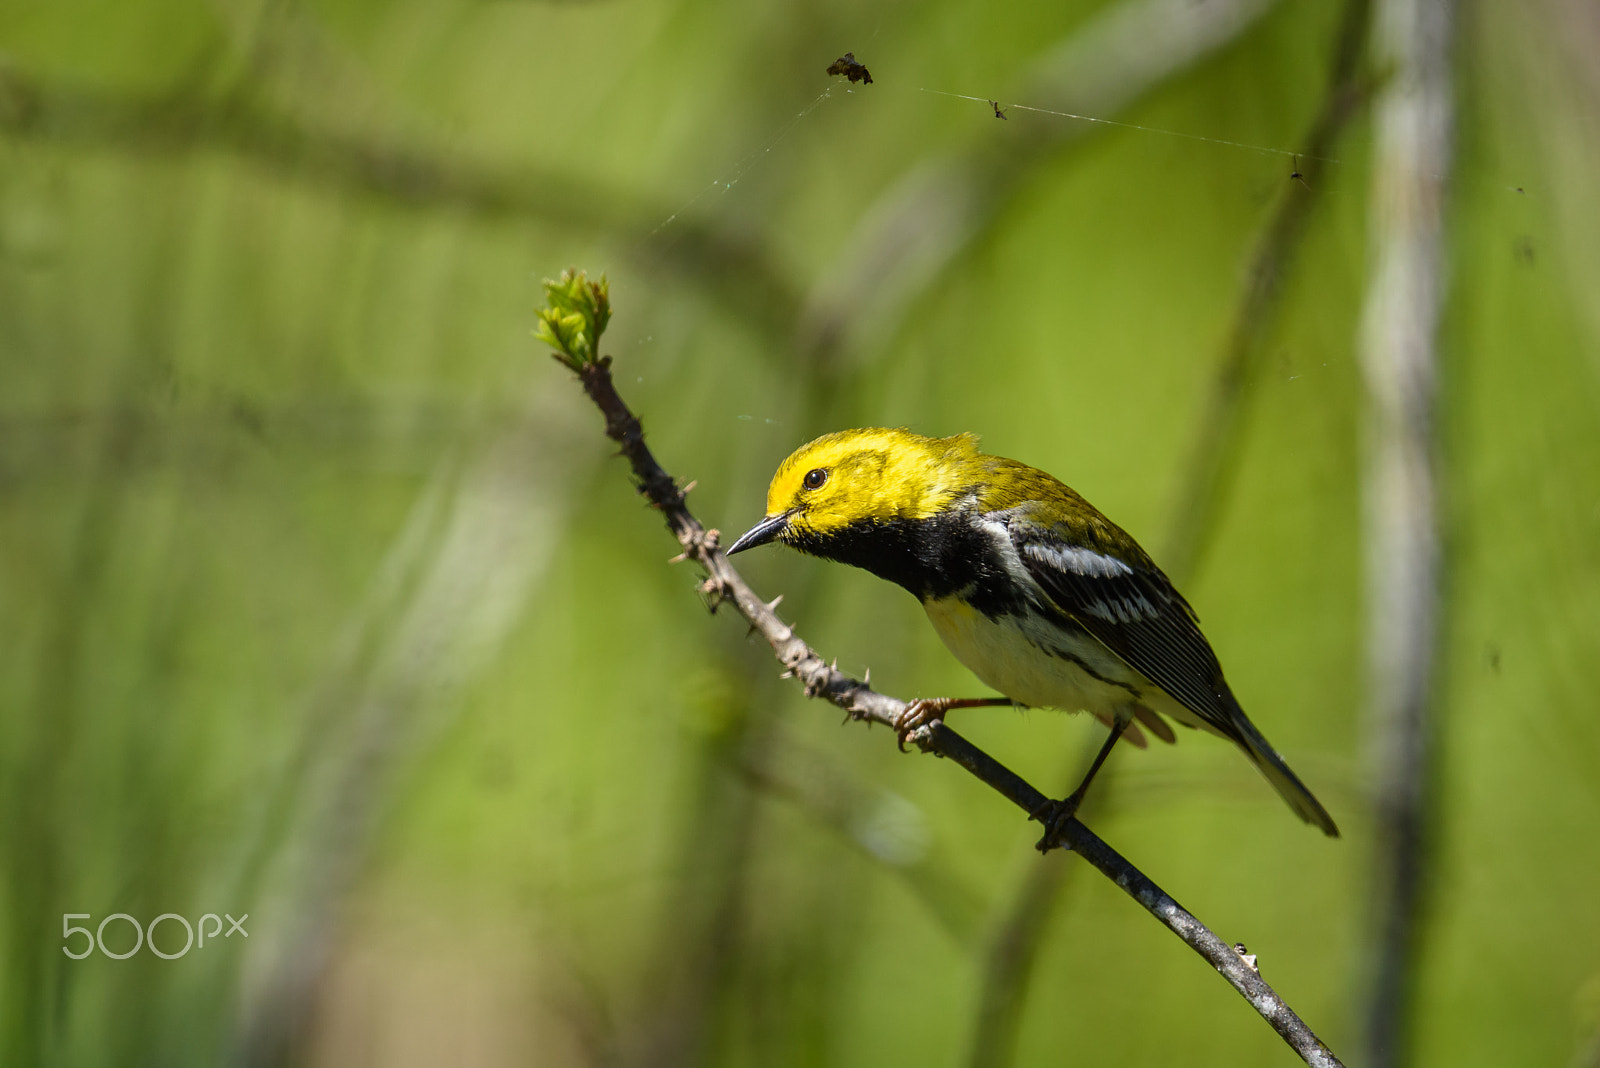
[921,595,1145,717]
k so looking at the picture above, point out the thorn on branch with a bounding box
[1233,943,1260,975]
[765,594,784,613]
[678,528,719,558]
[697,576,729,612]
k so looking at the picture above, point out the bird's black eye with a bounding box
[802,468,829,491]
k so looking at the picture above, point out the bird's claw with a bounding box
[892,698,949,752]
[1029,793,1085,853]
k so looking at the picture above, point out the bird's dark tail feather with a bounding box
[1233,716,1340,837]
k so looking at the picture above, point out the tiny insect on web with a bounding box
[920,85,1529,200]
[921,86,1338,171]
[1290,155,1311,188]
[639,47,881,246]
[826,52,873,85]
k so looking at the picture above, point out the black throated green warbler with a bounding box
[727,427,1338,837]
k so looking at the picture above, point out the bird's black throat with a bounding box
[787,513,1022,617]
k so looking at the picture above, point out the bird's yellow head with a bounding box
[726,428,984,555]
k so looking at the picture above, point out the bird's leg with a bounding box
[1032,718,1129,851]
[893,697,1014,751]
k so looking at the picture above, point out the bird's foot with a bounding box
[892,698,954,752]
[891,696,1015,751]
[1029,788,1087,853]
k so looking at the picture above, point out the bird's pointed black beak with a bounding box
[726,511,791,555]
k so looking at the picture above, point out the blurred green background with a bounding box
[3,0,1598,1064]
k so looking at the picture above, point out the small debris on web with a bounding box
[1290,155,1310,189]
[990,100,1006,120]
[827,52,873,84]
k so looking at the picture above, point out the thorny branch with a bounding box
[558,349,1346,1068]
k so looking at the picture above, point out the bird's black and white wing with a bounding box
[1005,516,1243,741]
[1003,505,1341,836]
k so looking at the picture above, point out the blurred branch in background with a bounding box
[1535,0,1600,373]
[632,664,978,1066]
[227,384,591,1065]
[2,413,129,1063]
[740,727,984,945]
[1160,0,1373,586]
[539,271,1345,1067]
[1356,1,1452,1065]
[964,736,1114,1068]
[1578,1018,1600,1068]
[628,662,772,1068]
[798,0,1283,366]
[0,64,801,345]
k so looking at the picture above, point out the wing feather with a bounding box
[1009,515,1242,741]
[998,503,1338,835]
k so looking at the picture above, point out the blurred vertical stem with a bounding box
[1357,1,1452,1066]
[1161,0,1373,584]
[630,661,775,1068]
[965,736,1111,1068]
[2,426,121,1065]
[229,383,586,1065]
